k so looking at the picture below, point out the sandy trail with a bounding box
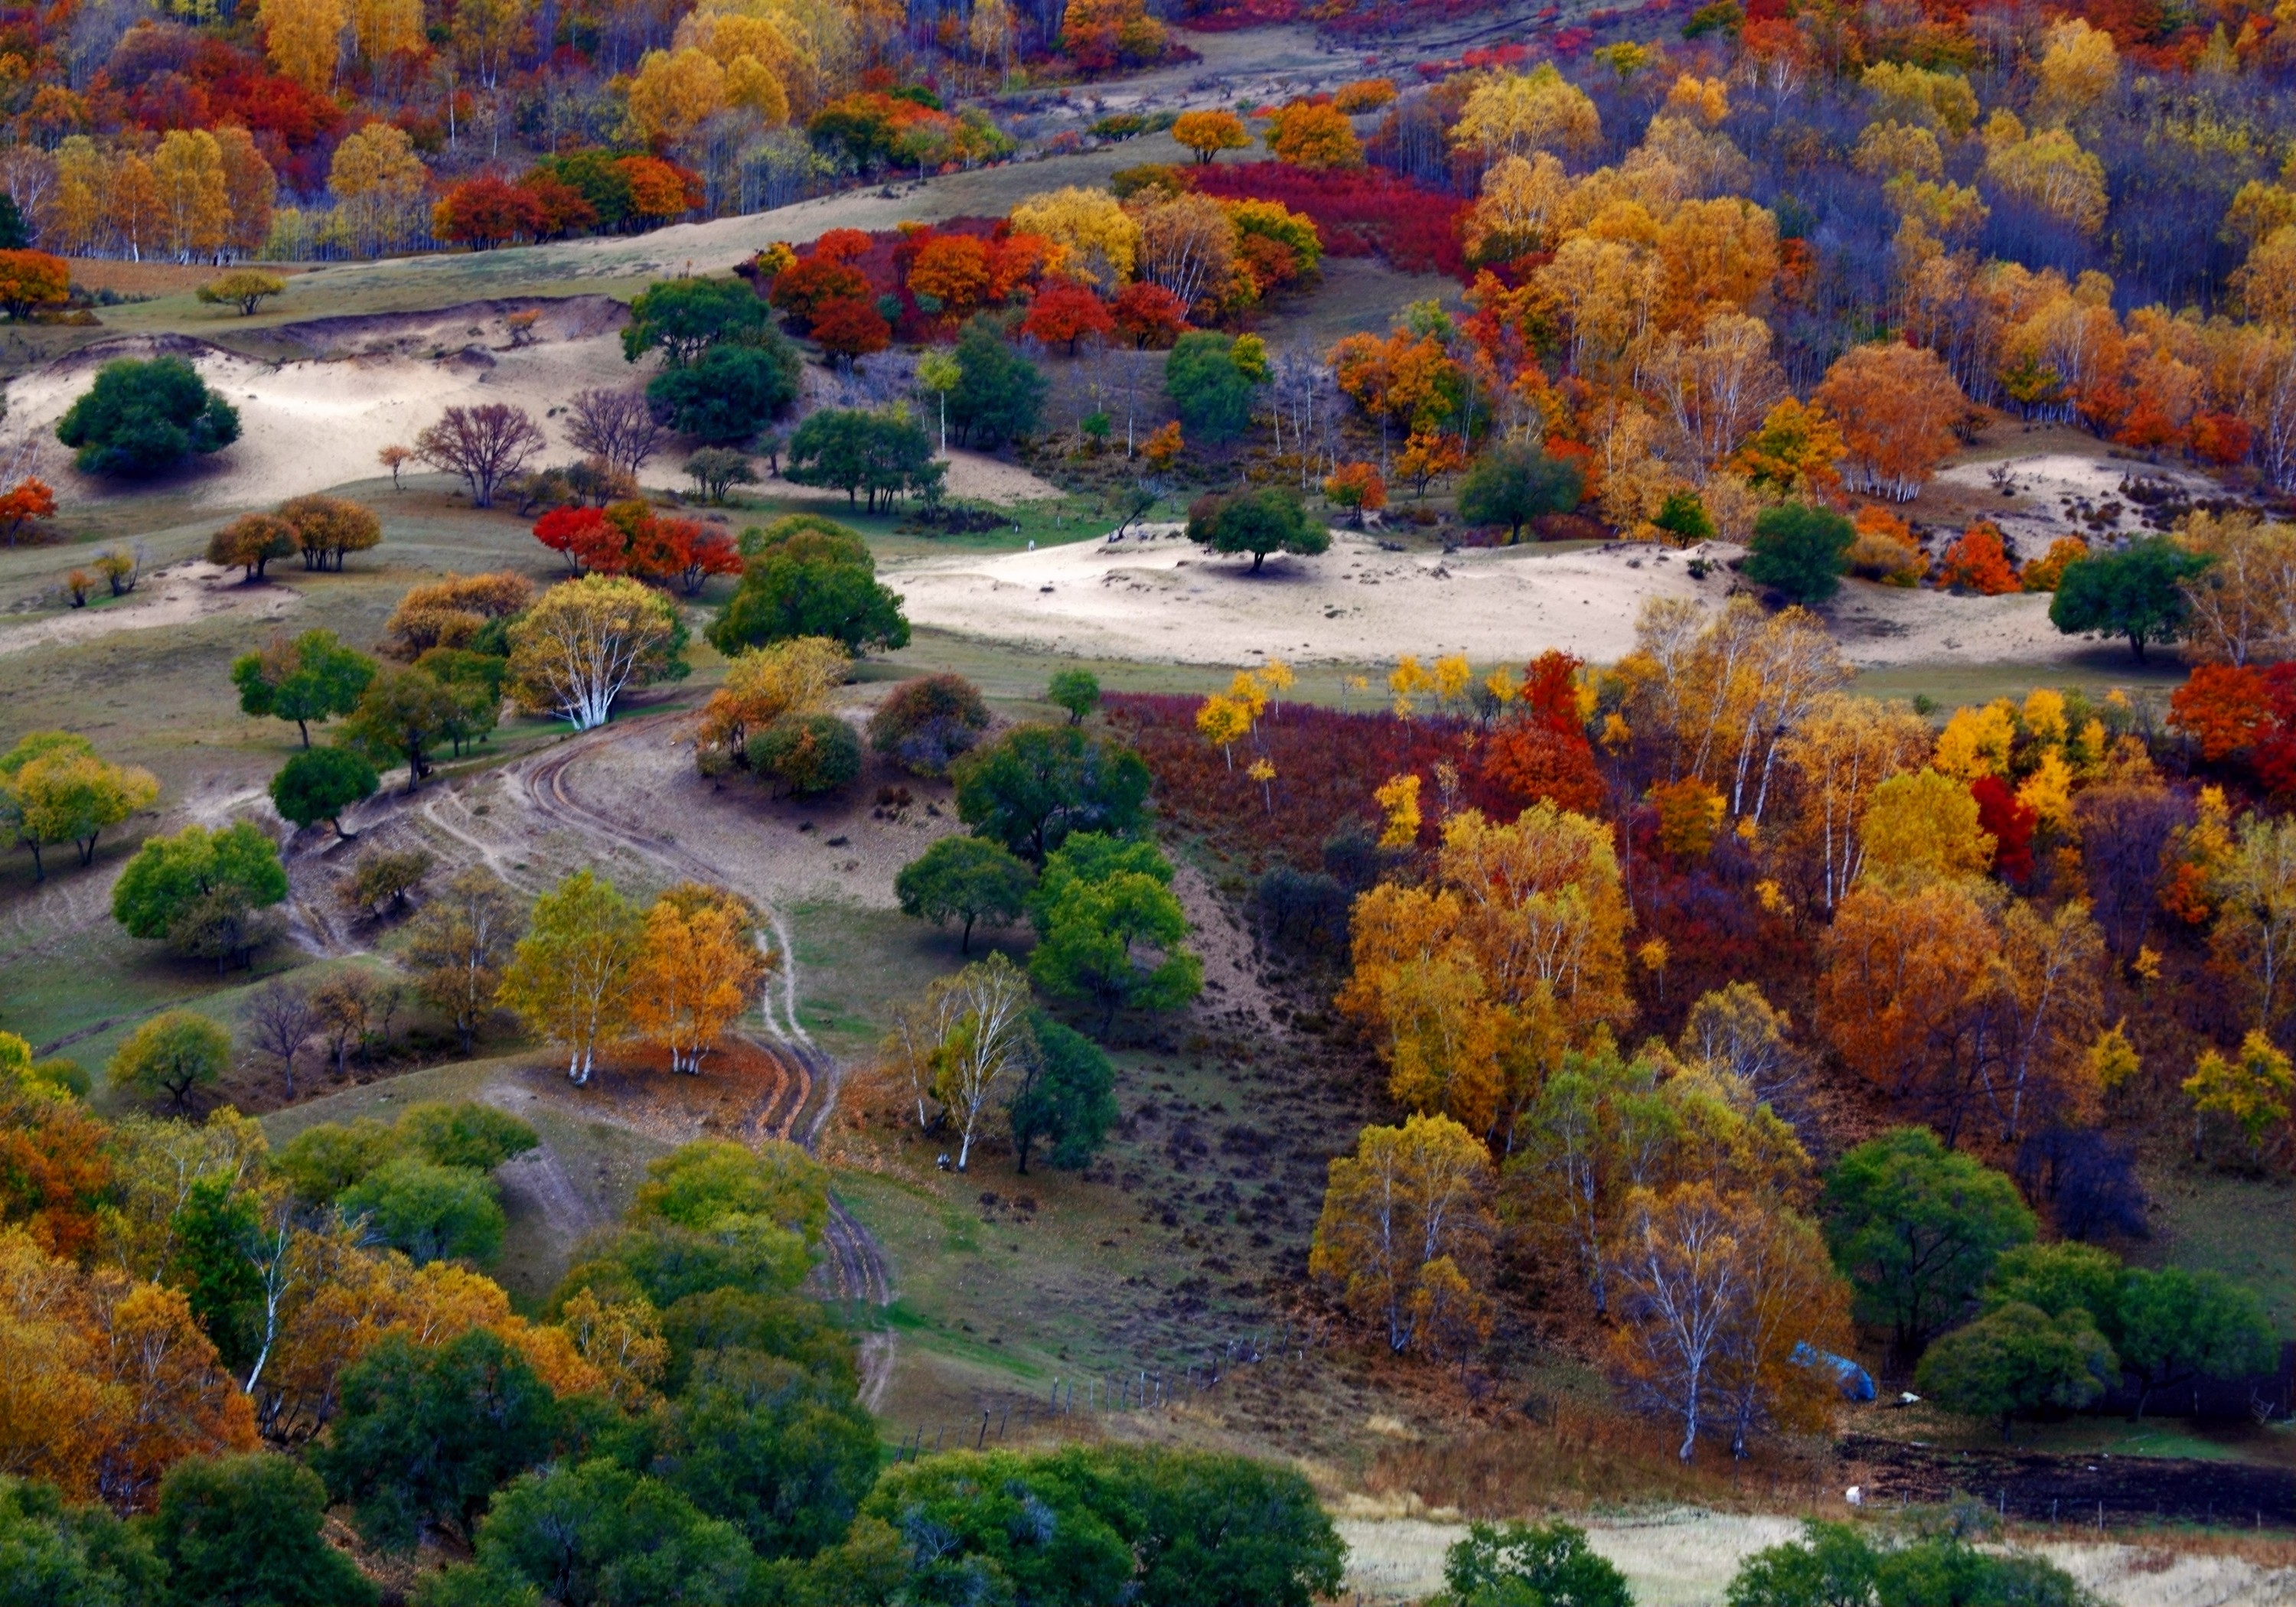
[886,527,2084,670]
[1336,1514,2296,1607]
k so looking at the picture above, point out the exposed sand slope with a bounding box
[886,527,2082,669]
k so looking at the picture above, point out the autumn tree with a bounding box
[1451,64,1602,161]
[405,869,526,1054]
[109,1011,233,1115]
[1810,343,1965,501]
[507,576,686,732]
[923,952,1035,1172]
[1608,1183,1850,1462]
[499,870,643,1084]
[207,515,295,584]
[416,403,547,509]
[197,270,289,317]
[0,732,158,880]
[278,494,383,572]
[1265,101,1362,171]
[1310,1113,1495,1353]
[1019,282,1114,355]
[566,386,666,478]
[341,668,467,791]
[231,630,377,747]
[1172,109,1251,164]
[630,886,765,1074]
[0,250,67,320]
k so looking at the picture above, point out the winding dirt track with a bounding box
[504,717,899,1348]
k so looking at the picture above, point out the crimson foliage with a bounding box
[1189,164,1469,280]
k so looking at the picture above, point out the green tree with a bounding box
[709,517,910,657]
[111,820,289,968]
[621,276,771,366]
[341,667,467,792]
[447,1459,757,1607]
[646,341,801,445]
[1744,501,1856,603]
[1085,1446,1345,1607]
[947,316,1046,448]
[652,1346,879,1560]
[1724,1520,1878,1607]
[1433,1519,1632,1607]
[170,1173,266,1373]
[684,447,757,504]
[497,869,644,1085]
[784,408,944,513]
[0,1475,164,1607]
[2114,1266,2278,1417]
[1047,668,1101,724]
[314,1329,565,1551]
[1822,1127,2036,1357]
[746,712,863,794]
[1872,1539,2088,1607]
[1163,331,1261,442]
[1652,489,1715,544]
[230,629,377,746]
[269,747,379,839]
[338,1155,507,1264]
[858,1450,1134,1607]
[1981,1241,2123,1323]
[1185,485,1331,572]
[54,355,241,478]
[2049,536,2209,663]
[895,835,1035,953]
[1914,1301,2115,1438]
[953,724,1152,862]
[1456,442,1584,543]
[1007,1014,1116,1172]
[637,1138,830,1244]
[150,1453,379,1607]
[274,1117,404,1204]
[1028,832,1202,1035]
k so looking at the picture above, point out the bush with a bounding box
[56,356,241,478]
[1744,501,1854,603]
[152,1455,378,1607]
[747,713,863,794]
[869,673,991,775]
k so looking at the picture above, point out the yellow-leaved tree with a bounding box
[1309,1113,1495,1354]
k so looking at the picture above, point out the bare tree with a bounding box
[565,387,667,479]
[244,977,315,1100]
[416,403,547,508]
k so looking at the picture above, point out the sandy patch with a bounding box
[0,560,300,657]
[1929,451,2225,554]
[1335,1514,2296,1607]
[886,528,2081,670]
[3,314,641,513]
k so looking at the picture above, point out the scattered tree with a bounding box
[109,1010,233,1114]
[895,836,1036,953]
[416,403,548,508]
[231,630,377,747]
[1744,501,1855,604]
[1185,485,1331,572]
[55,356,241,478]
[269,748,379,839]
[196,270,288,316]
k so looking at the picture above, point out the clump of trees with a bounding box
[0,730,158,881]
[709,514,908,657]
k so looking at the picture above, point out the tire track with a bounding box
[507,719,897,1342]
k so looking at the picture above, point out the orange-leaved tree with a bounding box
[629,883,768,1074]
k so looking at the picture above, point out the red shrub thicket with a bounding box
[1189,163,1469,280]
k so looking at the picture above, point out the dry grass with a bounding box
[1363,1402,1838,1520]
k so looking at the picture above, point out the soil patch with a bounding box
[1840,1434,2296,1530]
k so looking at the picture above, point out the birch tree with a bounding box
[924,951,1034,1172]
[507,576,684,732]
[497,870,642,1083]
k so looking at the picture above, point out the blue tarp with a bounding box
[1792,1341,1877,1402]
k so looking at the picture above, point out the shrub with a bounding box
[57,356,241,478]
[869,673,991,775]
[1165,331,1259,442]
[748,713,863,794]
[1744,501,1854,603]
